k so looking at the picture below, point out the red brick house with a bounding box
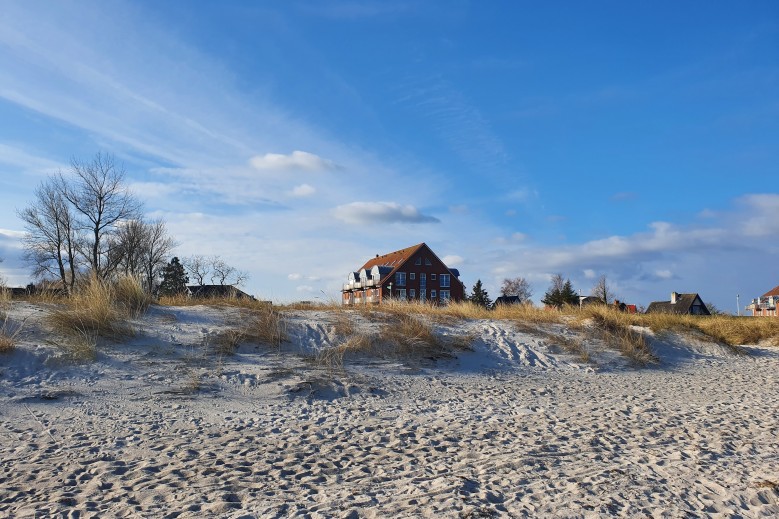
[341,243,465,305]
[745,284,779,317]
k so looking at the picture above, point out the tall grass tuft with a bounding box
[579,306,659,366]
[238,304,287,348]
[47,276,140,351]
[0,314,23,354]
[113,275,153,317]
[316,333,375,369]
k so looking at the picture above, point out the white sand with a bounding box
[1,302,778,517]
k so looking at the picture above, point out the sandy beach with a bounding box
[2,302,778,517]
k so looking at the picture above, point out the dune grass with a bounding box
[0,314,23,354]
[576,306,659,366]
[46,276,151,359]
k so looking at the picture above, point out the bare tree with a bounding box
[210,257,248,286]
[184,255,248,287]
[114,218,176,293]
[141,220,176,293]
[183,255,209,286]
[60,153,142,280]
[17,177,79,294]
[499,277,533,302]
[592,275,616,304]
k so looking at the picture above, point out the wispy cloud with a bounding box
[391,75,508,173]
[333,202,440,224]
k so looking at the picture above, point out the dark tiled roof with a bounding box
[188,285,253,299]
[761,284,779,298]
[646,293,710,315]
[493,296,522,307]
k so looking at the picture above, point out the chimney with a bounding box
[671,292,678,304]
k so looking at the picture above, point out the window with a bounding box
[440,290,450,302]
[410,273,416,280]
[440,274,450,288]
[420,289,426,302]
[425,258,432,266]
[431,290,437,299]
[431,273,436,281]
[395,272,406,286]
[415,257,422,265]
[409,289,416,298]
[397,289,407,299]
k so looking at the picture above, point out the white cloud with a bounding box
[288,273,302,280]
[583,269,596,279]
[296,285,315,293]
[250,151,336,172]
[511,232,527,241]
[655,269,674,279]
[442,255,463,266]
[290,183,316,197]
[333,202,440,224]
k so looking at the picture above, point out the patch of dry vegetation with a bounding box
[316,333,375,369]
[577,306,659,366]
[545,332,591,364]
[113,275,153,317]
[239,304,287,347]
[0,314,23,354]
[46,276,149,359]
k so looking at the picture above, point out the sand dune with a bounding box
[1,302,778,517]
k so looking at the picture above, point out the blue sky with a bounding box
[0,1,777,311]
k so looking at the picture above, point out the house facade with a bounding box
[745,284,779,317]
[341,243,465,305]
[646,292,710,315]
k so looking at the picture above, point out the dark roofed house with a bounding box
[493,295,523,308]
[187,285,253,300]
[341,243,465,305]
[646,292,710,315]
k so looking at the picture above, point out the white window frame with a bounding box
[440,274,450,288]
[397,289,407,299]
[395,271,406,286]
[409,289,416,298]
[415,257,422,265]
[410,272,416,280]
[425,258,432,266]
[431,273,436,281]
[440,290,450,302]
[431,290,437,299]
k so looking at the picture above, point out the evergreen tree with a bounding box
[561,279,579,306]
[469,279,492,308]
[158,257,189,296]
[542,274,578,309]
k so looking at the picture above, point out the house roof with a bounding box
[187,285,253,299]
[761,284,779,298]
[646,293,709,315]
[360,243,426,271]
